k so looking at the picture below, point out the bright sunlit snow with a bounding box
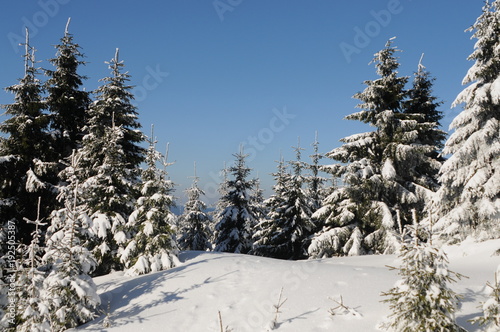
[76,238,500,332]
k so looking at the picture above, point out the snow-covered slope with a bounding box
[76,239,500,331]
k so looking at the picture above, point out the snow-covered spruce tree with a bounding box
[304,132,327,214]
[252,155,289,258]
[380,217,466,332]
[120,134,178,276]
[214,149,258,254]
[0,29,54,244]
[431,0,500,242]
[310,39,441,257]
[77,49,145,275]
[470,268,500,331]
[6,199,50,332]
[282,142,315,259]
[403,57,446,201]
[308,182,364,258]
[250,176,267,222]
[45,18,91,161]
[178,163,212,251]
[42,178,100,331]
[254,143,315,260]
[82,123,134,276]
[209,163,229,244]
[215,163,230,215]
[404,55,446,162]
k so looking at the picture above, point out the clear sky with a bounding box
[0,0,483,205]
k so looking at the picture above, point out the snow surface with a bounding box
[75,238,500,332]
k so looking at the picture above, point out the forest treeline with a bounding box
[1,1,499,330]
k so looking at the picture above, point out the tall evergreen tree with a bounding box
[304,132,327,215]
[404,55,446,157]
[253,143,315,260]
[402,57,446,213]
[214,149,258,254]
[431,0,500,241]
[75,49,145,275]
[250,176,267,222]
[86,48,145,171]
[213,163,230,217]
[252,155,289,258]
[209,163,230,244]
[178,162,212,251]
[82,122,133,275]
[45,18,91,160]
[0,29,53,244]
[310,39,441,257]
[120,133,178,276]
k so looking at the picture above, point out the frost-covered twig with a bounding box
[270,287,287,329]
[218,311,232,332]
[470,271,500,329]
[328,295,361,317]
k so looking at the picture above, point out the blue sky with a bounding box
[0,0,483,205]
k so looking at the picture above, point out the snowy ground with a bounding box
[75,238,500,332]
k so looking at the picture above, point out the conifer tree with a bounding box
[404,55,446,159]
[120,134,178,276]
[254,142,315,260]
[76,49,145,275]
[310,39,441,257]
[45,18,91,160]
[178,162,212,251]
[214,149,258,254]
[380,216,466,332]
[308,185,364,258]
[402,57,446,215]
[252,155,289,257]
[7,198,50,332]
[305,132,327,214]
[81,119,131,275]
[307,132,326,212]
[214,164,230,217]
[209,163,230,244]
[42,179,100,331]
[470,268,500,331]
[0,29,53,244]
[250,176,267,222]
[88,48,145,171]
[431,0,500,241]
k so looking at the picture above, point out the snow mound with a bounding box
[75,239,500,331]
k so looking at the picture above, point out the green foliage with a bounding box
[178,164,212,251]
[312,38,444,257]
[253,145,314,260]
[45,19,91,160]
[380,222,466,332]
[120,132,177,276]
[214,150,258,254]
[470,270,500,331]
[0,30,54,244]
[431,0,500,241]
